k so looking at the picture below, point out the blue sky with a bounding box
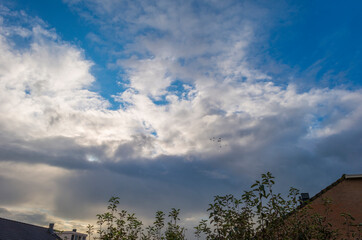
[0,0,362,236]
[10,0,362,101]
[266,1,362,88]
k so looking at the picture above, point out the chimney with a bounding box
[48,223,54,234]
[72,229,77,232]
[299,193,310,203]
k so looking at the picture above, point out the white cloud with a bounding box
[2,3,362,160]
[0,11,144,155]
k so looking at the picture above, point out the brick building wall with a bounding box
[306,175,362,237]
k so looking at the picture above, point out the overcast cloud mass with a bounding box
[0,0,361,236]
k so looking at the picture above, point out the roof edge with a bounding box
[306,174,346,204]
[345,174,362,179]
[0,217,50,230]
[303,173,362,206]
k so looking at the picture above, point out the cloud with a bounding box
[0,1,362,236]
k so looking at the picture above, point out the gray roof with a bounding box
[0,217,61,240]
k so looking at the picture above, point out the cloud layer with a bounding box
[0,0,361,235]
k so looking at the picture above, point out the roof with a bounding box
[303,173,362,205]
[0,217,61,240]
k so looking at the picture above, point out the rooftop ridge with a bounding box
[0,216,50,230]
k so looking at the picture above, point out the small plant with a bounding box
[86,224,94,240]
[165,208,186,240]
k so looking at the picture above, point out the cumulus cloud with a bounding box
[68,0,361,162]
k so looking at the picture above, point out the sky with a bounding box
[0,0,362,236]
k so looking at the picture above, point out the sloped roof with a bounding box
[0,217,61,240]
[306,174,362,204]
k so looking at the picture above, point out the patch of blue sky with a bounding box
[266,0,362,89]
[149,79,195,106]
[166,79,189,95]
[2,31,33,51]
[90,67,126,110]
[0,9,35,50]
[309,115,326,130]
[6,0,89,44]
[24,87,31,96]
[149,94,169,106]
[150,130,158,137]
[142,120,158,138]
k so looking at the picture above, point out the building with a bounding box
[302,174,362,237]
[0,217,61,240]
[57,229,87,240]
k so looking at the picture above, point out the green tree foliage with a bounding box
[165,208,186,240]
[94,172,358,240]
[96,198,185,240]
